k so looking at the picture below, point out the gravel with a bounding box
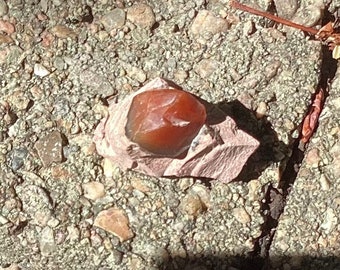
[0,0,336,269]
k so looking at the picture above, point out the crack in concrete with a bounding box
[247,7,339,270]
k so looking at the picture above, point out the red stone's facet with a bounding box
[125,89,207,157]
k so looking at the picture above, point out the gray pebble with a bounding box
[40,226,56,256]
[53,56,66,70]
[101,9,126,31]
[78,70,115,97]
[10,147,28,171]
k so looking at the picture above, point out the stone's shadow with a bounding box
[158,255,340,270]
[204,99,287,183]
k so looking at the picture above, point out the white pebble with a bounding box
[34,63,50,77]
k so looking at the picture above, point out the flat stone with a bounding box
[51,25,77,39]
[35,130,63,167]
[94,207,134,242]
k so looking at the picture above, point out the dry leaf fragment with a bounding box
[301,88,324,144]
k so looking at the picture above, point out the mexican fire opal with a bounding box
[125,89,207,157]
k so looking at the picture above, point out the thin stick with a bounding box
[230,0,318,35]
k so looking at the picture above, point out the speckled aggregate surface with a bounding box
[269,66,340,270]
[0,0,338,269]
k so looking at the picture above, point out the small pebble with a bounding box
[319,174,330,191]
[0,20,15,35]
[330,142,340,177]
[2,264,20,270]
[256,101,268,119]
[67,225,80,242]
[233,207,251,224]
[242,21,255,36]
[305,148,320,168]
[191,184,210,209]
[247,179,261,201]
[194,59,219,78]
[130,177,150,193]
[34,63,50,77]
[190,10,229,37]
[10,147,28,171]
[70,134,96,156]
[34,130,63,167]
[127,3,156,29]
[40,226,56,256]
[94,207,134,242]
[82,181,106,201]
[79,70,115,97]
[0,215,8,224]
[331,97,340,109]
[102,158,120,178]
[101,9,126,31]
[8,90,31,111]
[0,34,13,44]
[320,208,337,234]
[125,65,146,83]
[179,193,204,217]
[293,4,323,27]
[173,69,188,84]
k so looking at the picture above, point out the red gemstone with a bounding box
[125,89,207,157]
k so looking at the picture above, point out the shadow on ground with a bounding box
[158,255,340,270]
[216,99,288,183]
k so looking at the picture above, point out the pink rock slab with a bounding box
[93,78,259,183]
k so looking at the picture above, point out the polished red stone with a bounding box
[125,89,207,157]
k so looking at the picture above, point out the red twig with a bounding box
[229,0,318,35]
